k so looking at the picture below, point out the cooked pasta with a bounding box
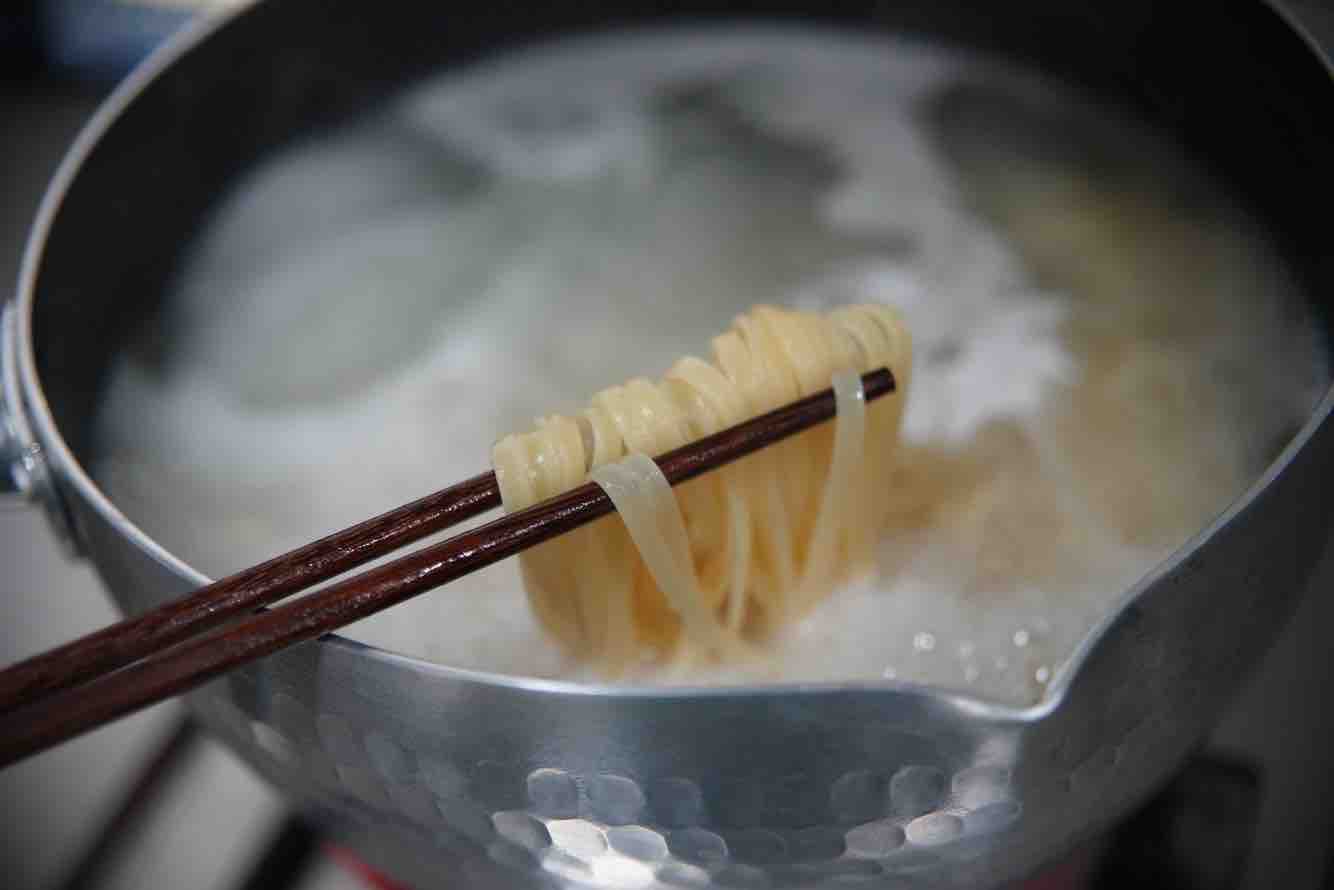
[491,304,911,672]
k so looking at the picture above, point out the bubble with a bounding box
[913,632,937,653]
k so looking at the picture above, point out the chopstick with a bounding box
[0,368,895,767]
[0,472,501,716]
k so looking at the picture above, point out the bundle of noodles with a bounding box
[491,304,911,674]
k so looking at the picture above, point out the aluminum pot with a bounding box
[4,2,1333,888]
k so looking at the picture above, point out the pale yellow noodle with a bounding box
[491,304,911,672]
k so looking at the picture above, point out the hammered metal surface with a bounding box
[185,664,1041,889]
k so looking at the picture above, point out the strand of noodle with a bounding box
[540,417,603,655]
[760,309,853,548]
[724,488,751,633]
[795,371,867,616]
[493,432,581,649]
[663,366,749,631]
[493,303,911,668]
[590,455,741,657]
[596,516,639,672]
[674,341,796,619]
[731,314,808,589]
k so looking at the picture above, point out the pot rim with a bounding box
[12,0,1334,721]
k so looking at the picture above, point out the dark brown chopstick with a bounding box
[0,368,894,767]
[0,472,500,715]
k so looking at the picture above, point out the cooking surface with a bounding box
[4,10,1334,889]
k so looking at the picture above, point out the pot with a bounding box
[4,2,1333,888]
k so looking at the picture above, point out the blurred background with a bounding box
[2,8,360,890]
[2,2,1334,890]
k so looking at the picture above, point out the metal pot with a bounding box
[4,2,1333,888]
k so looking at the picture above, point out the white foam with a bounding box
[94,28,1326,706]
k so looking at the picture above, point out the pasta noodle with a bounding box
[491,304,911,673]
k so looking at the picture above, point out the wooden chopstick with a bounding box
[0,368,894,767]
[0,472,501,716]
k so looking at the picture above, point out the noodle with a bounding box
[491,304,911,672]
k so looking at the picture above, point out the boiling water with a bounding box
[94,29,1327,706]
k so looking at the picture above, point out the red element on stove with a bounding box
[1012,838,1107,890]
[328,846,414,890]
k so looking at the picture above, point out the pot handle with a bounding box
[1,301,33,504]
[2,302,84,555]
[1,302,83,549]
